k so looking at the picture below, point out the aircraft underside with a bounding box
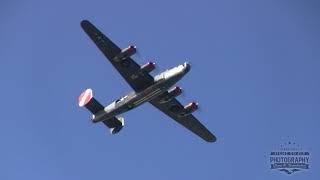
[78,20,216,142]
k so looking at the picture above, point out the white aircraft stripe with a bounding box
[133,89,161,106]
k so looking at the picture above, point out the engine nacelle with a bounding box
[169,86,182,97]
[141,62,156,73]
[181,102,198,116]
[159,86,182,103]
[114,45,136,62]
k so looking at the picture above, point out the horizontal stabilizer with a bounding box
[103,117,125,134]
[78,89,104,114]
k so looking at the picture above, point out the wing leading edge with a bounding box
[80,20,154,92]
[150,93,216,142]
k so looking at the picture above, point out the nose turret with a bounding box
[183,62,191,72]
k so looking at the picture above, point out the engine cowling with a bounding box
[169,86,182,97]
[114,45,136,62]
[159,86,182,103]
[141,62,156,73]
[181,102,198,116]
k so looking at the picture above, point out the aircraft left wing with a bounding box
[81,20,154,92]
[150,94,216,142]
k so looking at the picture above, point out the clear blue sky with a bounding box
[0,0,319,179]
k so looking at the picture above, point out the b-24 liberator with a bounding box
[79,20,216,142]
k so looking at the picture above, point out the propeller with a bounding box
[180,86,187,98]
[152,61,160,74]
[132,46,160,75]
[135,47,141,57]
[185,60,197,70]
[190,102,203,114]
[196,102,203,113]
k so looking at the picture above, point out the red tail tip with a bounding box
[78,89,93,107]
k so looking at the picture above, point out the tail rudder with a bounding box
[78,89,104,114]
[79,89,125,134]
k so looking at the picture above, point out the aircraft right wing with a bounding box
[150,93,216,142]
[81,20,154,92]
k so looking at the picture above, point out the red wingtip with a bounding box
[78,89,93,107]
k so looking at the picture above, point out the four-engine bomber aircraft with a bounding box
[79,20,216,142]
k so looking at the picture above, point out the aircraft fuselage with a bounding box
[92,62,190,123]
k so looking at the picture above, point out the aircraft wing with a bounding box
[81,20,154,92]
[150,94,216,142]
